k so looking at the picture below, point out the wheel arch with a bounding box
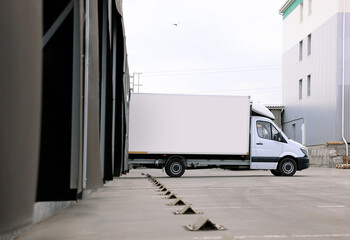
[165,155,187,168]
[279,154,299,169]
[164,155,187,177]
[278,155,298,174]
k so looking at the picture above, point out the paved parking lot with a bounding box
[18,167,350,240]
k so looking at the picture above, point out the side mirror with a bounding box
[277,132,282,141]
[278,132,287,143]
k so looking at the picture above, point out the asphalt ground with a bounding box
[17,167,350,240]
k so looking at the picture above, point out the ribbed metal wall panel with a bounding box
[340,13,350,142]
[283,13,345,145]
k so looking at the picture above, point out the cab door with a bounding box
[251,118,284,169]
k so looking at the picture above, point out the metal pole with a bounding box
[342,0,349,162]
[82,0,90,189]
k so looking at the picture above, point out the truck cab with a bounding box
[249,102,309,176]
[250,116,309,176]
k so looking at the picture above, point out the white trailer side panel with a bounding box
[129,93,250,155]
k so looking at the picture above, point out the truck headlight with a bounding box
[301,148,308,157]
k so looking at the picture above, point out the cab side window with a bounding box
[256,121,272,140]
[256,120,285,142]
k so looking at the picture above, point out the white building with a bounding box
[279,0,350,147]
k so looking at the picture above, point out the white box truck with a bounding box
[128,93,309,177]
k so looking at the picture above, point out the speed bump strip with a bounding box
[146,174,153,180]
[154,182,161,186]
[174,204,203,215]
[161,190,172,196]
[168,198,186,206]
[158,187,168,192]
[186,216,225,231]
[164,193,177,199]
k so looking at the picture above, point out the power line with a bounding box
[140,64,281,77]
[143,64,282,73]
[183,87,282,94]
[141,64,281,73]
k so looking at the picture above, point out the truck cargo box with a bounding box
[129,93,251,155]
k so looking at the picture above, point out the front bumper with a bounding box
[296,156,309,170]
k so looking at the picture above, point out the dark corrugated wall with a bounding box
[0,0,42,234]
[37,0,129,201]
[37,0,77,201]
[0,0,129,236]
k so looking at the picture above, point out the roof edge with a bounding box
[279,0,295,15]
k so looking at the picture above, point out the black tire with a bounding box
[278,158,297,176]
[165,158,185,177]
[270,170,282,176]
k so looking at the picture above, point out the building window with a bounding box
[300,2,304,23]
[307,34,311,55]
[308,0,312,15]
[307,75,311,96]
[299,79,303,100]
[299,40,303,61]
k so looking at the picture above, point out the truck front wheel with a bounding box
[165,158,185,177]
[278,158,296,176]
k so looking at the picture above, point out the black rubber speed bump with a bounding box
[186,216,225,231]
[168,198,186,206]
[159,187,168,192]
[164,193,177,199]
[174,204,203,215]
[161,190,172,196]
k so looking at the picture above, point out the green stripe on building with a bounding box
[283,0,303,20]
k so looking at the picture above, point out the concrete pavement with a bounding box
[17,168,350,239]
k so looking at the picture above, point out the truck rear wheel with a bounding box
[278,158,296,176]
[165,158,185,177]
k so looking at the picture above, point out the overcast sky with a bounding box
[123,0,285,104]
